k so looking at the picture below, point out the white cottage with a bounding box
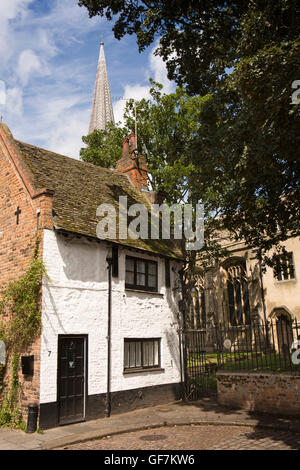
[0,123,183,429]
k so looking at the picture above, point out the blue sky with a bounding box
[0,0,174,158]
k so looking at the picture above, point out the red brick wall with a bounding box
[0,124,53,422]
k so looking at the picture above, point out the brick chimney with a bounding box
[129,133,136,153]
[115,134,148,191]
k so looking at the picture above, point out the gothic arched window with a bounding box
[225,259,250,326]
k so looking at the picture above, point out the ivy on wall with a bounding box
[0,240,46,427]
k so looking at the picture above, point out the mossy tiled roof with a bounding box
[16,140,182,259]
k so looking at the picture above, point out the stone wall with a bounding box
[217,371,300,416]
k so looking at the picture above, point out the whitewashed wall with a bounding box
[40,229,182,404]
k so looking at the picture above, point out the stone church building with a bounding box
[191,233,300,331]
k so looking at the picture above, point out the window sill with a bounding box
[123,367,165,375]
[274,279,297,284]
[125,288,164,297]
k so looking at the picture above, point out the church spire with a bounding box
[88,41,115,134]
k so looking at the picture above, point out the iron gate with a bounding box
[181,319,300,402]
[182,328,219,400]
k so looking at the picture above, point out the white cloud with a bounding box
[8,83,91,157]
[47,109,91,158]
[6,87,23,117]
[148,51,174,94]
[0,80,6,105]
[17,49,44,86]
[0,0,32,19]
[113,84,151,124]
[0,0,34,58]
[113,44,174,124]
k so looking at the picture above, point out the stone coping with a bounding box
[216,370,300,377]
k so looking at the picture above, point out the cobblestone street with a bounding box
[58,425,300,451]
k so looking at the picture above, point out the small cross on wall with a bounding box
[15,206,21,225]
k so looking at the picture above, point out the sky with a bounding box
[0,0,174,159]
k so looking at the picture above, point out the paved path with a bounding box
[0,397,299,450]
[58,424,300,451]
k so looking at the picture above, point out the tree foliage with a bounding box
[81,81,214,204]
[79,0,300,263]
[81,122,126,168]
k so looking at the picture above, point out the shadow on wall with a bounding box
[56,232,122,286]
[164,328,181,374]
[164,273,183,377]
[42,278,68,337]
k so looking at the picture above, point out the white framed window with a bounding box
[124,339,161,371]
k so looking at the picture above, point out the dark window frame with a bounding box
[125,256,158,292]
[275,252,295,281]
[123,338,161,372]
[226,260,251,326]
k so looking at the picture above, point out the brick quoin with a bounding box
[0,123,53,423]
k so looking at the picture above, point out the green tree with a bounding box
[81,81,213,204]
[79,0,300,264]
[81,122,126,168]
[81,82,227,294]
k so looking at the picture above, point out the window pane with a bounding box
[275,260,282,281]
[154,341,159,366]
[126,258,135,285]
[143,342,149,367]
[227,280,235,326]
[126,258,134,272]
[136,260,146,286]
[148,274,157,288]
[137,273,146,286]
[126,271,134,285]
[137,260,146,273]
[234,280,243,325]
[282,258,288,280]
[129,343,136,368]
[124,342,129,369]
[148,341,154,366]
[148,263,156,275]
[288,254,295,279]
[136,342,141,367]
[242,279,251,325]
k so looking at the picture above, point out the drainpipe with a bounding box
[179,266,188,401]
[106,256,113,417]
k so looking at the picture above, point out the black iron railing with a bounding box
[182,317,300,400]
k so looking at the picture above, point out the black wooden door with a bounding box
[57,336,87,425]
